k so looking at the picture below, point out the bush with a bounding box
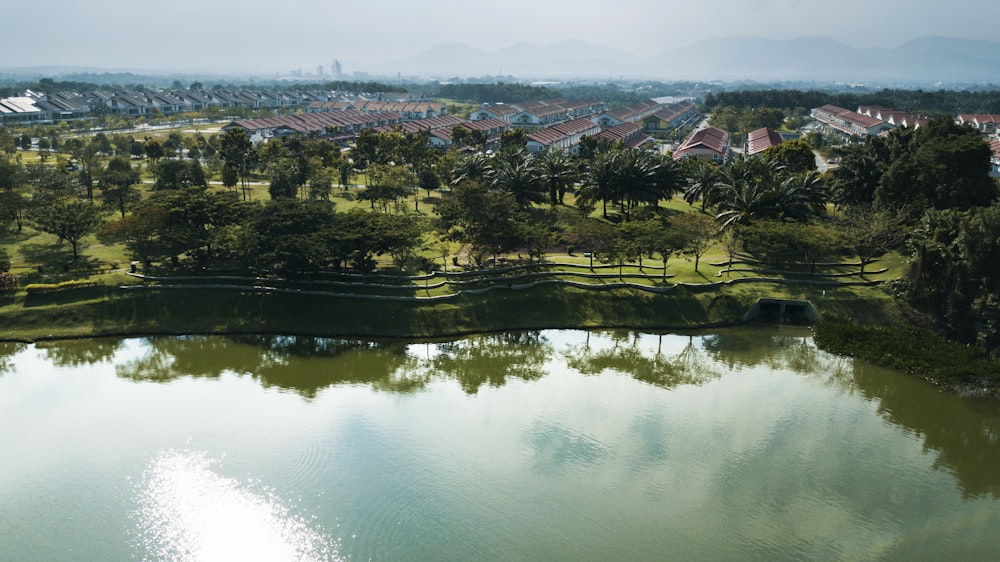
[814,316,999,386]
[24,279,105,295]
[0,272,17,293]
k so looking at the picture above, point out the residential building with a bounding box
[745,127,783,157]
[673,126,730,162]
[526,119,601,153]
[811,104,893,137]
[592,121,652,149]
[642,101,699,132]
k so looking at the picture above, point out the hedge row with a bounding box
[24,280,105,295]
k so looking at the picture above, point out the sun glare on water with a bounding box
[132,450,341,562]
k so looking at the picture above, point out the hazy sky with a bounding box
[6,0,999,74]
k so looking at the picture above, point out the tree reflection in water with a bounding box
[430,331,552,394]
[115,336,426,398]
[0,342,26,375]
[113,332,555,398]
[562,330,723,389]
[36,339,122,368]
[84,328,1000,499]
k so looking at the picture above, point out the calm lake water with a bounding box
[2,328,1000,561]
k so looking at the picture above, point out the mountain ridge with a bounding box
[364,36,1000,83]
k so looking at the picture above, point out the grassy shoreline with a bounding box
[0,278,902,343]
[6,279,998,398]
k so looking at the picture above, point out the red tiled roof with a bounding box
[746,127,783,156]
[527,118,601,147]
[593,121,652,149]
[227,110,401,135]
[675,126,729,157]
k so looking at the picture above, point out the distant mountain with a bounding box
[365,40,646,78]
[362,36,1000,83]
[653,36,1000,82]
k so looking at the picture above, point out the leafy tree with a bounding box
[144,138,164,163]
[904,204,1000,350]
[362,164,413,212]
[828,138,889,209]
[876,118,997,213]
[29,199,104,259]
[566,218,616,269]
[98,206,170,265]
[436,181,525,268]
[99,157,142,217]
[154,160,207,190]
[613,220,653,275]
[671,212,718,273]
[763,139,817,175]
[218,128,255,200]
[0,158,26,231]
[268,159,302,200]
[839,207,907,275]
[251,199,338,272]
[538,147,576,205]
[147,187,248,264]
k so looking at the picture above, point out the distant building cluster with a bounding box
[227,95,698,154]
[0,87,404,126]
[0,84,706,158]
[811,103,1000,177]
[955,114,1000,177]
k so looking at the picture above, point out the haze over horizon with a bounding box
[5,0,999,76]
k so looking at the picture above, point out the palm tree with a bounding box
[684,161,719,211]
[713,157,780,229]
[773,171,828,222]
[538,148,576,205]
[450,152,489,186]
[579,150,621,218]
[486,151,545,209]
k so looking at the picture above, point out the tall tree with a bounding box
[218,128,255,201]
[487,152,544,209]
[538,148,576,205]
[99,157,142,217]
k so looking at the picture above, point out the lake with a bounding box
[2,328,1000,561]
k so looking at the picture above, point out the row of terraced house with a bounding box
[0,88,437,126]
[226,97,698,155]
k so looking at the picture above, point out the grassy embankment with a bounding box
[1,149,908,342]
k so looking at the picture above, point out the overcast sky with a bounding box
[5,0,999,74]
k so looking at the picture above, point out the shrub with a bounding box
[814,316,999,386]
[24,279,105,295]
[0,272,17,293]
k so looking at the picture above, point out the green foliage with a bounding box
[29,200,104,259]
[24,279,104,295]
[0,272,18,293]
[876,118,997,213]
[814,316,999,386]
[904,203,1000,351]
[708,105,784,134]
[763,139,817,174]
[433,83,558,104]
[703,88,1000,115]
[154,160,208,190]
[436,181,527,265]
